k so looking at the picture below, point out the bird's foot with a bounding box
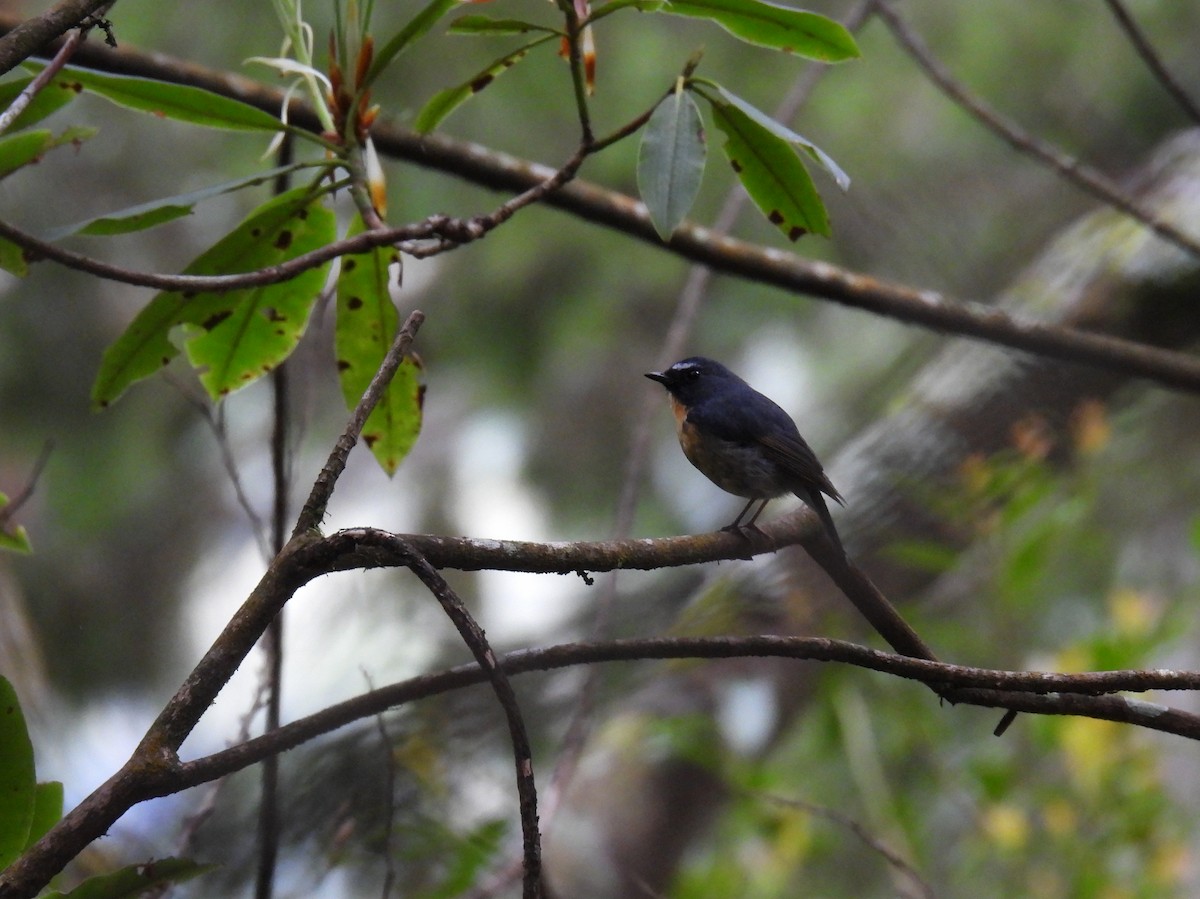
[721,522,767,540]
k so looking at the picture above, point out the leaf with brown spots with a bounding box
[92,186,335,408]
[448,15,557,36]
[46,164,311,240]
[364,0,460,91]
[706,90,830,240]
[335,214,422,475]
[0,126,96,181]
[0,74,79,132]
[414,34,554,134]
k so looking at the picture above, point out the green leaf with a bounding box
[449,15,559,36]
[0,125,93,180]
[662,0,859,60]
[365,0,459,90]
[883,539,958,574]
[43,857,214,898]
[92,186,335,407]
[415,37,551,134]
[585,0,666,25]
[47,163,315,239]
[83,205,195,237]
[0,75,79,130]
[708,94,830,239]
[418,819,508,899]
[0,129,53,179]
[23,781,63,850]
[0,675,36,868]
[638,89,707,239]
[335,215,423,475]
[0,236,28,277]
[0,491,32,553]
[27,62,289,132]
[713,85,849,190]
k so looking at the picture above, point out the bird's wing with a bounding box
[687,393,844,505]
[687,391,792,443]
[757,432,844,505]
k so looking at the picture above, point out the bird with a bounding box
[645,356,845,554]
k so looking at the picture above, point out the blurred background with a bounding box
[2,0,1200,896]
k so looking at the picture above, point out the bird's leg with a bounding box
[744,499,771,529]
[722,498,757,531]
[723,498,769,535]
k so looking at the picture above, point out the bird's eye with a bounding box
[685,368,701,381]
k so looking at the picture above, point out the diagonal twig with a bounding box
[0,0,114,76]
[757,791,936,899]
[874,0,1200,264]
[4,30,1200,395]
[0,441,53,527]
[399,545,543,899]
[0,22,81,134]
[1102,0,1200,126]
[173,635,1200,793]
[293,309,424,535]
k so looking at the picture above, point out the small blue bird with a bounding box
[646,356,845,554]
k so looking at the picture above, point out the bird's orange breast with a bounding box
[668,394,688,430]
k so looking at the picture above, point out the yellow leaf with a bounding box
[1108,587,1159,638]
[981,803,1029,851]
[1040,798,1076,838]
[1059,716,1119,793]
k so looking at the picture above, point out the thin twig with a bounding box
[361,670,398,899]
[163,378,270,558]
[874,0,1200,264]
[1102,0,1200,125]
[0,0,114,76]
[0,440,53,526]
[9,522,1200,899]
[399,545,543,899]
[0,216,439,292]
[554,0,594,146]
[193,684,269,843]
[172,636,1200,792]
[757,792,936,899]
[3,162,1198,404]
[293,310,425,536]
[3,34,1200,395]
[0,24,81,134]
[402,145,590,261]
[255,133,297,899]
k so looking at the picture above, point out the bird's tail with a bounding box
[793,486,845,556]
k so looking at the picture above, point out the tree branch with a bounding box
[5,503,1200,898]
[140,637,1200,789]
[3,22,1200,395]
[1103,0,1200,125]
[400,545,544,899]
[0,0,115,76]
[874,0,1200,263]
[0,23,82,133]
[0,216,437,292]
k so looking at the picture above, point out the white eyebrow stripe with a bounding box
[670,361,701,373]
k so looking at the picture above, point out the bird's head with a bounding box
[644,356,739,404]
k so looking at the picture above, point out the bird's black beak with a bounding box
[645,371,668,385]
